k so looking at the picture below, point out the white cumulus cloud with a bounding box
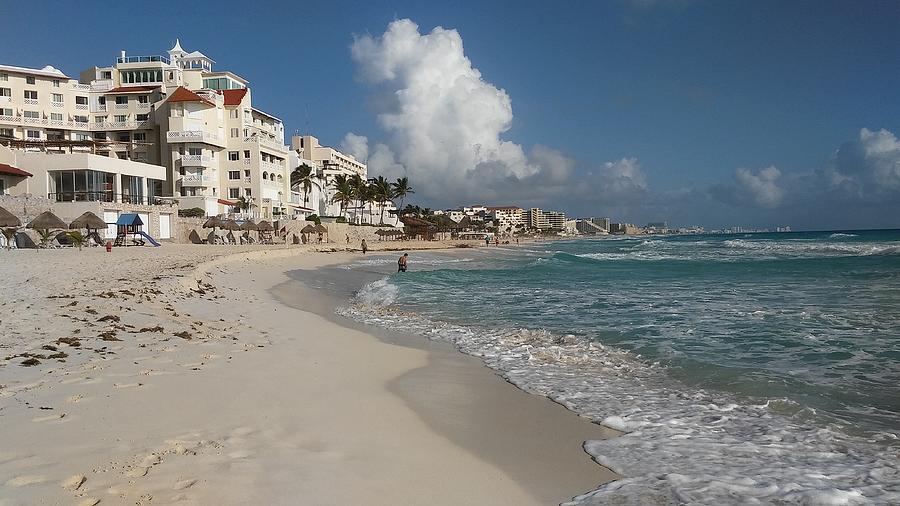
[733,166,784,208]
[340,132,369,162]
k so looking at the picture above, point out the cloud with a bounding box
[825,128,900,199]
[349,19,552,206]
[340,132,369,162]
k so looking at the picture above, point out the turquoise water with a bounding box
[342,230,900,504]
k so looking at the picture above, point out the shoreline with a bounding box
[0,242,620,505]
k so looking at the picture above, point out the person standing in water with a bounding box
[361,239,368,254]
[398,253,408,272]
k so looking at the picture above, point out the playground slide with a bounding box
[136,231,161,247]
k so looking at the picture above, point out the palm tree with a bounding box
[330,175,353,220]
[235,195,251,217]
[66,230,87,251]
[373,176,393,225]
[348,174,368,223]
[290,163,319,207]
[391,177,414,215]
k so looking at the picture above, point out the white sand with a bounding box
[0,243,617,505]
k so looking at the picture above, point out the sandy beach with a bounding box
[0,242,617,505]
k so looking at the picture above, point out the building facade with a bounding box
[1,39,290,218]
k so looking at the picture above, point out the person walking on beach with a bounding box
[361,239,368,254]
[346,234,350,244]
[485,236,490,247]
[398,253,408,272]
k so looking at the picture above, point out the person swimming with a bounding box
[398,253,408,272]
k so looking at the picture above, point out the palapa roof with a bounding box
[300,224,316,234]
[221,219,241,231]
[257,220,274,231]
[0,206,21,228]
[314,224,328,234]
[69,211,107,230]
[400,216,435,228]
[240,219,258,231]
[27,210,68,230]
[203,216,223,228]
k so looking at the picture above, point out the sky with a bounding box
[3,0,899,229]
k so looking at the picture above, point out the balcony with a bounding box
[117,55,170,65]
[51,101,64,108]
[24,99,38,106]
[180,154,215,167]
[75,103,89,110]
[247,133,286,153]
[0,96,11,104]
[115,103,130,110]
[49,191,168,205]
[94,104,108,112]
[167,130,226,147]
[179,174,215,187]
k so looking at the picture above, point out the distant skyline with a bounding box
[3,0,898,230]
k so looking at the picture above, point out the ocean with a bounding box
[337,231,900,504]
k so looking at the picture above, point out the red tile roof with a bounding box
[167,87,214,106]
[0,163,32,177]
[105,86,160,94]
[219,88,248,106]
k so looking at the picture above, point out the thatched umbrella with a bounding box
[70,211,107,247]
[222,219,241,231]
[256,220,274,244]
[69,211,106,230]
[203,216,223,244]
[0,206,20,228]
[0,206,20,250]
[300,224,316,234]
[240,219,258,231]
[28,211,67,231]
[27,210,68,248]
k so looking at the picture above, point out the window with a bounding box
[0,128,13,137]
[0,108,11,116]
[115,96,128,104]
[228,188,240,198]
[117,133,130,142]
[51,113,63,121]
[115,115,128,122]
[24,90,37,99]
[244,169,250,177]
[244,188,252,197]
[138,95,149,104]
[73,132,89,141]
[133,152,147,162]
[230,109,239,119]
[262,171,268,180]
[52,79,60,87]
[188,147,202,156]
[228,151,239,161]
[101,71,112,79]
[0,74,7,81]
[230,128,239,138]
[0,88,9,97]
[95,116,107,123]
[93,132,106,140]
[52,93,63,103]
[75,96,88,105]
[27,130,40,139]
[98,96,106,105]
[228,170,240,180]
[26,76,35,85]
[24,110,40,118]
[133,132,146,141]
[136,113,149,121]
[243,150,250,158]
[73,115,88,123]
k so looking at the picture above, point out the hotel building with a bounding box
[0,39,291,219]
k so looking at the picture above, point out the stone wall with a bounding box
[0,194,55,226]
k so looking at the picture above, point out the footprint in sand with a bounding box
[173,478,197,490]
[61,474,86,491]
[5,475,48,486]
[66,394,86,403]
[32,413,66,423]
[113,382,143,389]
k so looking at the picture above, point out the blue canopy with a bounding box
[116,213,143,226]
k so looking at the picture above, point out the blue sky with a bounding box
[3,0,899,229]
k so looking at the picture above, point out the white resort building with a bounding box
[0,39,291,219]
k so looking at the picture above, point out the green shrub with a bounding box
[305,214,322,225]
[178,207,206,218]
[335,217,347,223]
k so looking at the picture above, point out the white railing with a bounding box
[0,114,16,124]
[75,103,88,110]
[166,130,223,145]
[248,134,286,152]
[180,154,214,166]
[24,98,38,105]
[244,177,252,183]
[115,103,129,109]
[91,80,114,92]
[180,174,214,186]
[94,104,107,112]
[136,102,150,109]
[23,116,45,125]
[51,101,64,108]
[243,158,251,165]
[71,83,91,91]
